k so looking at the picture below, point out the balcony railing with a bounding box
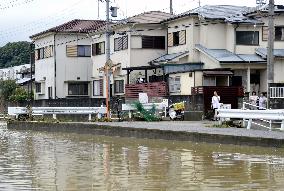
[125,81,167,99]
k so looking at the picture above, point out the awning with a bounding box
[256,48,284,58]
[149,51,189,65]
[203,71,233,76]
[196,44,266,63]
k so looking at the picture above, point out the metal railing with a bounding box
[8,107,107,121]
[270,87,284,98]
[217,108,284,131]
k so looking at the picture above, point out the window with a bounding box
[142,36,165,49]
[173,32,180,46]
[114,80,124,94]
[93,80,103,96]
[48,87,52,99]
[68,83,89,96]
[203,77,216,86]
[168,30,186,47]
[35,45,53,60]
[114,36,128,51]
[263,26,284,41]
[236,31,259,45]
[169,76,181,93]
[92,42,105,56]
[35,83,41,93]
[78,45,91,57]
[275,26,284,41]
[39,48,44,59]
[66,45,91,57]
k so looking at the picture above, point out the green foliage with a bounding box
[0,80,18,101]
[133,102,159,122]
[0,41,31,68]
[9,87,29,103]
[0,80,30,103]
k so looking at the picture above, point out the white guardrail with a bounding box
[217,109,284,131]
[8,107,107,121]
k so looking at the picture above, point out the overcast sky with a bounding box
[0,0,283,46]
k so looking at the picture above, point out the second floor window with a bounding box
[168,30,186,47]
[236,31,259,46]
[66,45,91,57]
[35,45,54,60]
[92,42,105,56]
[275,26,284,41]
[142,36,165,49]
[114,36,128,51]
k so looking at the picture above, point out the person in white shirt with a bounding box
[211,91,220,120]
[258,93,267,110]
[249,91,259,109]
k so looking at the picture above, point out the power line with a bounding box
[0,0,38,10]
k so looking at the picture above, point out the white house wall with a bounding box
[55,33,93,98]
[34,34,55,100]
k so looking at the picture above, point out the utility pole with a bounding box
[105,0,111,118]
[267,0,274,108]
[170,0,173,14]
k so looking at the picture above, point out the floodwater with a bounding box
[1,123,284,190]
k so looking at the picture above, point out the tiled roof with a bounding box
[196,44,266,63]
[126,11,173,24]
[165,5,263,24]
[246,4,284,15]
[256,48,284,58]
[30,19,107,38]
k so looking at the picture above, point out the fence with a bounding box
[217,109,284,131]
[8,107,107,121]
[270,87,284,98]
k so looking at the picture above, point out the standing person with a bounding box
[211,91,220,120]
[258,93,267,110]
[249,91,259,109]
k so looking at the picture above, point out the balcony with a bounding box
[125,81,168,99]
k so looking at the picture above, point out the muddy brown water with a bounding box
[0,122,284,190]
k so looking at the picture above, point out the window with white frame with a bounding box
[93,80,103,96]
[114,80,124,94]
[169,76,181,93]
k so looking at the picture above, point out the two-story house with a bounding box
[91,11,172,99]
[30,19,106,100]
[157,5,284,112]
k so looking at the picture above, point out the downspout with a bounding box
[233,24,239,54]
[54,33,57,99]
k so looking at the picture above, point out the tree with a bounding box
[9,87,30,103]
[0,80,18,101]
[0,41,31,68]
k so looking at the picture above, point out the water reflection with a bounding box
[0,122,284,190]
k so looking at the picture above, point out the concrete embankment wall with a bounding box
[7,121,284,148]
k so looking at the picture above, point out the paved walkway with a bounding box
[92,121,284,140]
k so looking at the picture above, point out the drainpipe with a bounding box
[233,24,239,54]
[54,33,57,99]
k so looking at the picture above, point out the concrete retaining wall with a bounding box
[7,121,284,148]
